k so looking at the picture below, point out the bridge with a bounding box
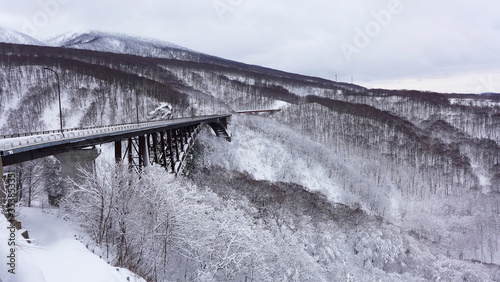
[0,113,231,187]
[0,114,231,240]
[235,109,281,114]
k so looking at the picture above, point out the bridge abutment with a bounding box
[54,147,101,205]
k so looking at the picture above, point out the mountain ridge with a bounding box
[0,27,365,91]
[0,26,46,46]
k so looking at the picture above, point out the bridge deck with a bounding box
[0,114,231,166]
[235,109,281,114]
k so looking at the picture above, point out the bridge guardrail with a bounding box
[0,114,228,153]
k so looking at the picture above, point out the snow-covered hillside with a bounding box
[1,29,500,280]
[0,208,145,282]
[192,115,500,281]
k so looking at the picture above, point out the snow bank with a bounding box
[0,208,145,282]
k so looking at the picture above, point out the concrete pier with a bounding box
[54,147,101,198]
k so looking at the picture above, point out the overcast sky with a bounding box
[1,0,500,93]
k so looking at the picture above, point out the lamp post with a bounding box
[44,67,64,136]
[136,90,139,124]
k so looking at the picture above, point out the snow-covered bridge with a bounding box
[0,114,231,175]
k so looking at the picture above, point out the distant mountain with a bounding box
[480,92,500,96]
[47,30,209,61]
[0,26,45,45]
[0,27,216,63]
[47,30,351,87]
[0,28,355,89]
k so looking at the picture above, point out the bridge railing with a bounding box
[0,121,158,151]
[0,121,164,139]
[0,114,228,152]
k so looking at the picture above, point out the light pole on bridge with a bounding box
[44,67,64,136]
[129,82,139,124]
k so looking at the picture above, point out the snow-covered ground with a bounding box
[0,208,145,282]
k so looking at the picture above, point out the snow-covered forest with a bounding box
[1,31,500,281]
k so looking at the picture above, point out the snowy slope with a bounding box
[194,115,500,281]
[0,27,45,46]
[203,115,406,221]
[0,208,145,282]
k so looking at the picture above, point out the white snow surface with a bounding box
[0,208,145,282]
[204,115,340,198]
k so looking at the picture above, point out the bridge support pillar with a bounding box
[151,133,159,164]
[138,135,149,168]
[167,130,176,172]
[127,138,133,167]
[54,147,101,205]
[115,140,122,163]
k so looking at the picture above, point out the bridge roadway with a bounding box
[0,114,231,167]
